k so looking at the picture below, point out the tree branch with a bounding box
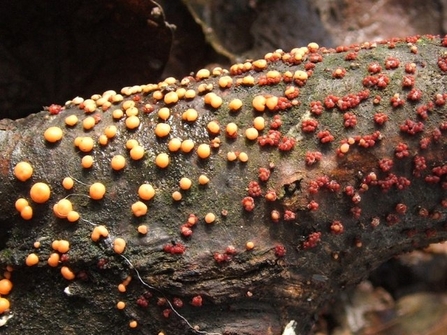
[1,35,447,334]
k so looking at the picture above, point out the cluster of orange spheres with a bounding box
[0,276,13,314]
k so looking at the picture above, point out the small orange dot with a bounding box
[14,161,33,181]
[44,126,63,143]
[111,155,126,171]
[25,253,39,266]
[246,241,255,250]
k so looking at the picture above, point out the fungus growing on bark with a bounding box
[4,33,447,334]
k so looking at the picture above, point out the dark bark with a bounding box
[1,35,447,334]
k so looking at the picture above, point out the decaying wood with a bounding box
[1,35,447,334]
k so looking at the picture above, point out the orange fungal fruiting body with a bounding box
[113,238,126,254]
[131,201,148,217]
[25,253,39,266]
[91,225,109,242]
[30,182,51,203]
[138,184,155,200]
[89,182,106,200]
[111,155,126,171]
[14,161,33,181]
[0,297,10,314]
[155,153,170,168]
[44,126,63,142]
[0,279,13,295]
[61,266,75,280]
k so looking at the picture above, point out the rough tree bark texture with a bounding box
[1,35,447,334]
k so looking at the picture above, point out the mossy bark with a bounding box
[1,36,447,334]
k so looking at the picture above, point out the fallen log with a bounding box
[1,35,447,334]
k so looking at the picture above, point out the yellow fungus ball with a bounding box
[0,279,13,295]
[168,138,182,152]
[130,145,145,160]
[20,206,33,220]
[122,100,135,110]
[125,139,139,150]
[226,123,238,137]
[218,76,233,88]
[245,127,259,140]
[89,182,106,200]
[118,283,126,293]
[207,121,220,135]
[137,225,148,235]
[14,161,33,182]
[307,42,319,52]
[91,225,109,242]
[196,68,210,79]
[116,301,126,310]
[81,155,94,169]
[129,320,138,328]
[113,238,126,254]
[182,108,198,122]
[111,155,126,171]
[155,153,170,168]
[126,115,140,130]
[197,144,211,159]
[30,182,51,203]
[181,139,195,153]
[340,143,350,154]
[211,95,223,108]
[112,109,124,120]
[98,132,108,144]
[47,253,60,267]
[25,253,39,266]
[172,191,182,201]
[100,136,111,149]
[67,211,80,223]
[198,175,210,185]
[229,98,243,111]
[176,87,186,98]
[54,239,70,253]
[253,59,267,70]
[253,116,266,131]
[155,123,171,137]
[138,184,155,201]
[0,297,10,314]
[265,96,279,110]
[105,125,117,138]
[252,95,266,112]
[179,177,192,190]
[62,177,74,190]
[131,201,148,217]
[246,241,255,250]
[44,126,63,143]
[184,89,196,99]
[158,107,171,120]
[65,114,78,127]
[53,199,73,218]
[239,152,249,162]
[227,151,238,161]
[294,70,308,81]
[15,198,29,212]
[33,241,41,248]
[205,212,216,224]
[61,266,75,280]
[78,136,94,152]
[126,106,139,117]
[242,75,255,85]
[83,116,96,130]
[164,91,179,105]
[122,276,132,286]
